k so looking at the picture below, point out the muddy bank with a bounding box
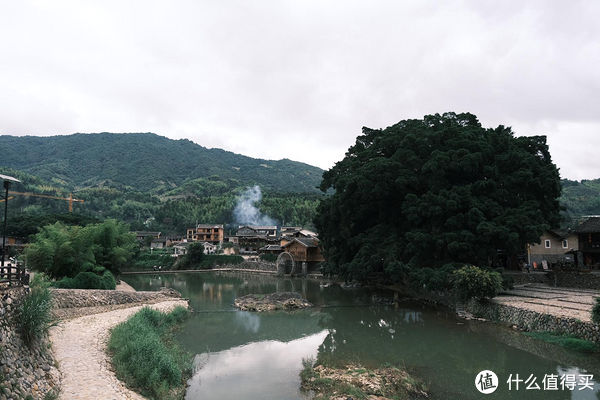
[234,292,312,311]
[301,363,428,400]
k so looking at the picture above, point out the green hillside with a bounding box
[560,179,600,227]
[0,132,323,193]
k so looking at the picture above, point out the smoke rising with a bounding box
[233,185,277,226]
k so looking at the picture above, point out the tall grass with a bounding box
[108,306,191,400]
[524,331,599,353]
[592,297,600,324]
[17,275,54,346]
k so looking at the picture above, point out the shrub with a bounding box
[108,306,191,399]
[17,281,54,346]
[130,250,175,271]
[53,270,116,290]
[452,265,503,301]
[259,253,278,262]
[592,297,600,324]
[408,264,458,292]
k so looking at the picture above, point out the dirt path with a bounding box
[50,299,188,400]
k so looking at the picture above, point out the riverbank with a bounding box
[51,299,188,400]
[121,267,324,279]
[300,362,428,400]
[466,283,600,343]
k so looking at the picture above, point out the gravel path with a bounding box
[50,299,188,400]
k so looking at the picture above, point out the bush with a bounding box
[592,298,600,324]
[259,253,278,262]
[130,250,175,271]
[108,306,191,399]
[452,265,503,301]
[17,279,54,346]
[53,270,116,290]
[524,332,599,353]
[408,264,458,292]
[175,254,244,270]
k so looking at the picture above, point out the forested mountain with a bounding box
[0,132,324,236]
[0,133,323,193]
[560,179,600,227]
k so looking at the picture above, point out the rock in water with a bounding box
[234,292,312,312]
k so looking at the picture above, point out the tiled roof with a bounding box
[283,237,320,248]
[574,217,600,233]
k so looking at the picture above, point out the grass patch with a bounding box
[108,306,191,400]
[524,331,599,353]
[17,277,54,347]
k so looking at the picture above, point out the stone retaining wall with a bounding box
[466,299,600,343]
[0,287,60,400]
[549,271,600,290]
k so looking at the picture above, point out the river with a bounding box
[123,271,600,400]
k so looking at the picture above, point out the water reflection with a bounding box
[186,330,329,400]
[123,272,600,400]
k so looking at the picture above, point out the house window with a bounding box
[562,239,568,249]
[545,240,551,248]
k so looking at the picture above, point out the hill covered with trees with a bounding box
[0,132,323,193]
[0,132,324,236]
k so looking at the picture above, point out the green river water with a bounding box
[123,272,600,400]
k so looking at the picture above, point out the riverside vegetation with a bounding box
[108,306,191,400]
[300,358,428,400]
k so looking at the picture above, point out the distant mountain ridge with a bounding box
[0,133,323,193]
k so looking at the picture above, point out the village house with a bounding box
[528,230,577,268]
[186,224,224,244]
[133,231,161,241]
[201,242,218,255]
[173,242,190,257]
[282,237,325,273]
[574,216,600,268]
[235,225,278,254]
[236,225,278,238]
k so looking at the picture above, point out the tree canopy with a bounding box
[25,219,137,278]
[314,112,562,282]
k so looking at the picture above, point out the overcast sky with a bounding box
[1,1,599,180]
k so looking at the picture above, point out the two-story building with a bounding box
[528,230,577,268]
[186,224,224,244]
[575,217,600,268]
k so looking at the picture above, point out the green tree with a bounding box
[25,219,136,278]
[315,112,561,282]
[187,242,205,265]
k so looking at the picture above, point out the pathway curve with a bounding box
[50,299,188,400]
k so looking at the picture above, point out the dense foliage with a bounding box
[0,132,322,193]
[315,112,562,282]
[129,249,175,271]
[108,306,191,400]
[452,265,503,301]
[53,270,116,290]
[25,219,136,281]
[1,167,321,236]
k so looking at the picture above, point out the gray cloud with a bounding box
[0,0,599,179]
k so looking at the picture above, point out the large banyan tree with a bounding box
[315,112,561,282]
